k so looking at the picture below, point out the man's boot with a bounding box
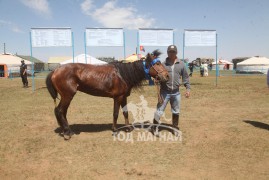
[149,118,160,137]
[172,114,180,136]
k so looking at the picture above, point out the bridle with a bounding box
[143,58,165,79]
[142,57,166,104]
[151,61,166,79]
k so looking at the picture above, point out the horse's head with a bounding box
[143,49,169,82]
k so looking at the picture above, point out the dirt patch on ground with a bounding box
[0,75,269,179]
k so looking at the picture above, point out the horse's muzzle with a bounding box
[156,74,169,82]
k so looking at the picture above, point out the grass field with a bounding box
[0,72,269,179]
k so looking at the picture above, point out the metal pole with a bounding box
[72,32,75,63]
[29,31,35,92]
[84,31,87,64]
[183,33,185,62]
[215,33,218,86]
[173,31,175,45]
[123,31,126,59]
[137,31,140,59]
[10,69,12,79]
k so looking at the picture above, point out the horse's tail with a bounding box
[46,71,58,103]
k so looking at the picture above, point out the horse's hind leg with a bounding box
[54,107,63,128]
[56,96,74,139]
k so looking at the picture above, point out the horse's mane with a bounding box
[110,60,146,89]
[151,49,161,57]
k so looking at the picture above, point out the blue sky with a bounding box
[0,0,268,62]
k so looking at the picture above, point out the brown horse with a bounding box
[46,50,169,139]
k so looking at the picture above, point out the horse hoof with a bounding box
[125,126,134,133]
[153,131,160,137]
[63,134,72,140]
[112,131,118,136]
[172,131,180,137]
[63,130,74,140]
[148,128,159,137]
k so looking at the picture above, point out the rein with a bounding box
[143,58,164,104]
[154,80,164,104]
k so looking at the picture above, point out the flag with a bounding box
[140,46,145,52]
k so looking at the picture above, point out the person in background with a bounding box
[200,62,205,77]
[152,45,190,136]
[188,62,194,77]
[209,63,213,71]
[204,63,208,76]
[20,60,28,88]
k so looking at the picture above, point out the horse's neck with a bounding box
[133,61,147,82]
[125,61,146,89]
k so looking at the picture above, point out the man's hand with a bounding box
[185,91,190,98]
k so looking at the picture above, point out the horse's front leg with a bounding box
[121,96,129,125]
[112,96,122,133]
[121,96,133,132]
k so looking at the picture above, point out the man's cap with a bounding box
[167,45,177,53]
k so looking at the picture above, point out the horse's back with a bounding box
[53,63,114,78]
[58,63,111,71]
[51,63,127,97]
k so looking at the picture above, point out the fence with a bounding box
[190,66,268,77]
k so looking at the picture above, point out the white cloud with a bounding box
[81,0,94,16]
[20,0,51,17]
[80,0,155,29]
[11,27,24,33]
[0,20,24,33]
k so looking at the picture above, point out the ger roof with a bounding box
[48,56,72,63]
[237,57,269,65]
[0,54,31,65]
[16,55,44,63]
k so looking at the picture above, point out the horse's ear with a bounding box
[144,53,151,66]
[145,53,150,61]
[152,49,162,58]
